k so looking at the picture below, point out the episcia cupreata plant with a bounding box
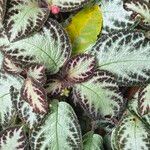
[0,0,150,149]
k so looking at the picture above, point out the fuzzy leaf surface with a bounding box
[3,56,22,74]
[0,25,9,69]
[46,78,63,97]
[0,24,9,48]
[0,126,27,150]
[91,31,150,85]
[21,78,48,114]
[100,0,134,34]
[73,70,123,120]
[128,94,150,126]
[138,85,150,116]
[0,72,23,128]
[111,111,150,150]
[26,64,46,85]
[4,0,49,42]
[30,100,82,150]
[0,0,6,22]
[124,0,150,29]
[47,0,88,12]
[0,51,4,69]
[12,87,45,129]
[65,54,96,83]
[6,19,71,74]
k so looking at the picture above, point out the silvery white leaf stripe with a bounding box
[3,56,23,74]
[46,78,63,97]
[30,101,82,150]
[128,96,150,127]
[65,54,96,83]
[15,98,45,129]
[26,64,46,85]
[124,0,150,29]
[0,0,6,23]
[12,88,45,129]
[0,24,9,51]
[0,51,4,69]
[138,85,150,116]
[21,77,48,114]
[91,31,150,86]
[0,126,27,150]
[100,0,134,34]
[83,131,104,150]
[5,19,71,74]
[111,110,150,150]
[4,0,49,42]
[0,71,23,128]
[141,113,150,127]
[46,54,96,97]
[46,0,89,12]
[0,25,12,69]
[73,70,123,120]
[111,128,119,150]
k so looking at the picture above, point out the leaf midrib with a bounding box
[80,83,115,114]
[14,6,36,31]
[23,41,58,68]
[0,93,10,99]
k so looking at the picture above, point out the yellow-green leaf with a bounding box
[66,5,103,55]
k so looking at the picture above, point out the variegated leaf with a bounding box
[138,85,150,116]
[65,54,96,83]
[91,31,150,86]
[0,0,6,23]
[0,25,9,52]
[26,64,46,85]
[111,127,120,150]
[141,113,150,126]
[13,88,45,129]
[30,100,82,150]
[21,77,48,114]
[128,94,150,126]
[124,0,150,29]
[0,126,27,149]
[46,78,63,97]
[0,25,10,70]
[47,0,88,12]
[100,0,134,34]
[111,110,150,150]
[0,51,4,69]
[6,19,71,74]
[4,0,49,42]
[73,70,123,120]
[83,131,104,150]
[17,99,45,129]
[0,72,23,128]
[3,56,23,74]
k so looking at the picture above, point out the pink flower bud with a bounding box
[49,5,60,14]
